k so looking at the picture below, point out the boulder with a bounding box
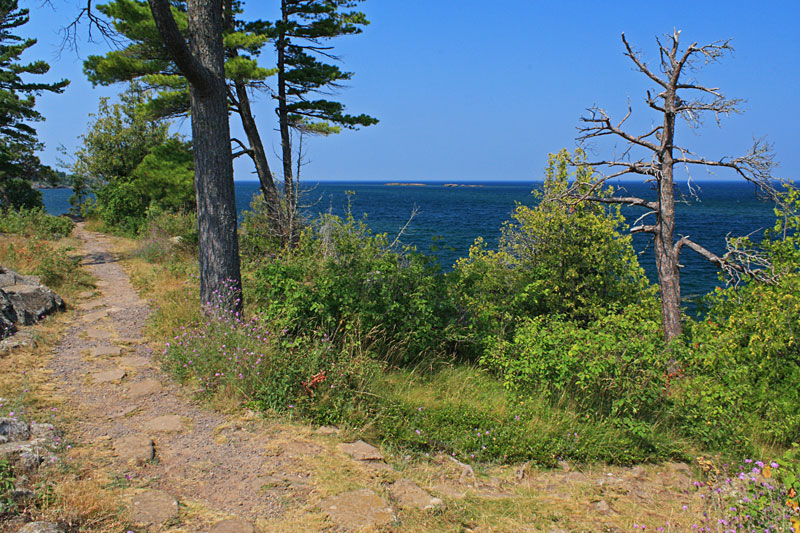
[17,522,64,533]
[0,290,16,338]
[390,479,445,511]
[0,267,39,288]
[130,490,179,527]
[0,417,30,442]
[2,284,65,326]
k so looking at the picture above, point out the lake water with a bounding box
[41,180,778,304]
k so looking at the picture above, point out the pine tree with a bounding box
[0,0,68,208]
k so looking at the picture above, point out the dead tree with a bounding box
[571,30,777,341]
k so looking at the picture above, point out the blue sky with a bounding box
[22,0,800,182]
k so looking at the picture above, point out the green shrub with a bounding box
[250,212,457,364]
[0,207,74,239]
[482,305,674,434]
[94,179,147,235]
[453,149,654,352]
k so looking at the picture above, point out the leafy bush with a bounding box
[0,207,74,239]
[94,179,147,235]
[482,305,675,436]
[677,186,800,449]
[250,211,457,364]
[453,149,654,351]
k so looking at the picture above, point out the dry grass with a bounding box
[0,233,130,531]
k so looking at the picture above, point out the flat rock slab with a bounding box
[75,301,103,311]
[18,522,64,533]
[89,344,122,358]
[113,434,154,464]
[130,490,179,527]
[390,479,445,511]
[117,336,147,345]
[127,379,162,398]
[91,368,126,384]
[319,489,394,531]
[143,415,184,433]
[85,328,114,340]
[209,518,256,533]
[338,440,383,462]
[81,309,110,322]
[118,356,151,369]
[281,439,323,458]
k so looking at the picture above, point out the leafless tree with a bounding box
[570,30,779,341]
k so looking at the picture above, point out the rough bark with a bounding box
[149,0,242,313]
[277,0,295,227]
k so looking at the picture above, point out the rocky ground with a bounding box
[1,225,708,532]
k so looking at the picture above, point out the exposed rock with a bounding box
[2,284,65,326]
[30,422,57,441]
[0,267,39,288]
[0,417,30,442]
[0,290,16,337]
[390,479,445,511]
[113,434,154,464]
[126,379,162,398]
[130,490,179,527]
[17,522,64,533]
[338,440,383,462]
[319,489,394,531]
[0,331,35,355]
[0,442,45,473]
[209,518,256,533]
[281,439,322,459]
[316,425,340,435]
[593,499,615,514]
[85,327,114,340]
[81,309,110,322]
[75,301,103,311]
[142,415,184,433]
[88,344,122,358]
[91,368,127,384]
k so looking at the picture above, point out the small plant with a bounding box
[0,458,16,515]
[0,207,74,239]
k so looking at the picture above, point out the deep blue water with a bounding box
[41,181,778,304]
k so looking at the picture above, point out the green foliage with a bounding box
[676,185,800,449]
[131,138,194,212]
[161,293,384,421]
[250,210,456,364]
[84,0,274,120]
[1,177,41,210]
[93,179,147,235]
[482,305,677,441]
[0,207,74,239]
[454,149,654,350]
[261,0,378,131]
[73,82,193,233]
[4,237,81,289]
[0,0,68,206]
[0,457,15,514]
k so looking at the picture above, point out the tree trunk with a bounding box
[277,0,295,239]
[656,89,681,342]
[234,81,283,231]
[149,0,242,314]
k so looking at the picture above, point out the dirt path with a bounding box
[42,225,702,532]
[49,225,309,530]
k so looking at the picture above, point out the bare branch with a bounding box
[59,1,122,54]
[578,107,660,152]
[570,195,658,211]
[621,33,667,88]
[674,235,778,287]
